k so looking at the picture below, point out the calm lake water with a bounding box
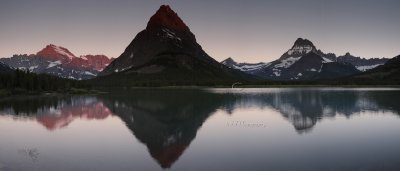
[1,88,400,171]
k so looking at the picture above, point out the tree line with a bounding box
[0,70,90,94]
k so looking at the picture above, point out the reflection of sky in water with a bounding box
[0,88,400,171]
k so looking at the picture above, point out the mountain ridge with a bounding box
[0,44,114,80]
[221,38,386,80]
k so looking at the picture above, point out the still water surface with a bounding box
[1,88,400,171]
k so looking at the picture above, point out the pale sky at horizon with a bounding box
[0,0,399,63]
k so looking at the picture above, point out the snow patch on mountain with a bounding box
[231,63,270,72]
[322,57,334,63]
[308,68,317,72]
[273,70,281,77]
[81,56,88,60]
[287,45,313,56]
[51,45,76,59]
[47,60,62,68]
[29,65,38,71]
[84,71,96,76]
[356,64,383,72]
[162,28,181,41]
[274,57,301,68]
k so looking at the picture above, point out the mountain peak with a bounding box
[99,4,247,83]
[221,57,237,66]
[223,57,235,62]
[292,38,315,48]
[146,5,189,32]
[44,44,64,50]
[280,38,317,59]
[36,44,76,62]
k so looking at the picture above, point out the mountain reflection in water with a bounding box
[0,88,399,169]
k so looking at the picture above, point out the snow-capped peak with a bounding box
[279,38,318,60]
[287,38,316,56]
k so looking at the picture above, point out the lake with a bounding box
[1,88,400,171]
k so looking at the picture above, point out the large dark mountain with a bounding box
[352,55,400,82]
[0,44,113,80]
[222,38,361,80]
[97,5,250,85]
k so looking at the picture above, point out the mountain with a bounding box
[279,38,320,60]
[352,55,400,82]
[337,52,389,71]
[36,44,76,63]
[221,39,388,80]
[78,55,114,71]
[221,38,360,80]
[96,5,250,85]
[254,38,359,80]
[0,44,113,80]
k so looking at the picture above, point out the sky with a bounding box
[0,0,399,63]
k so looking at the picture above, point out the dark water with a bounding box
[1,88,400,171]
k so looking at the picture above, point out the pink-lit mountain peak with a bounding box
[33,44,114,72]
[146,5,190,32]
[36,44,77,62]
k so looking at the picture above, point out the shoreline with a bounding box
[2,85,400,98]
